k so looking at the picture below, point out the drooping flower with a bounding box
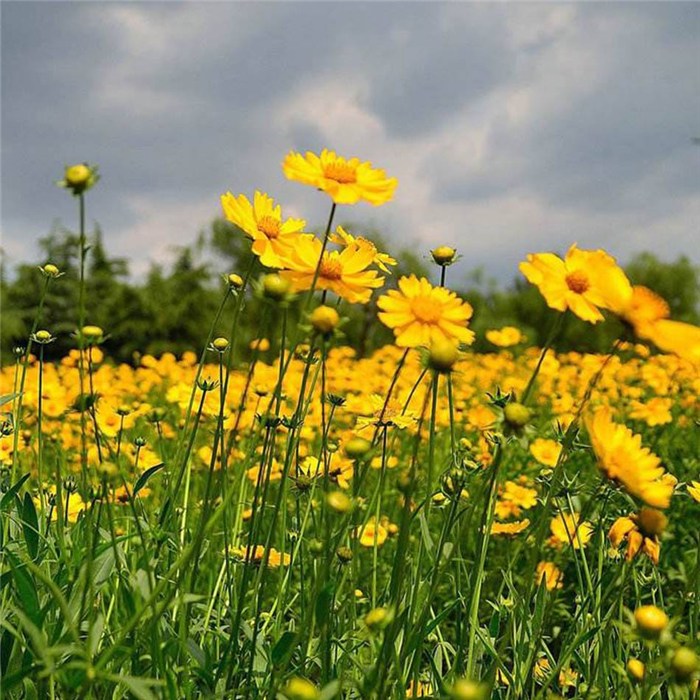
[491,519,530,536]
[279,236,384,304]
[377,275,475,348]
[282,149,397,206]
[519,244,632,323]
[613,286,700,364]
[220,191,306,268]
[585,407,674,508]
[331,225,397,272]
[535,561,564,590]
[609,507,667,565]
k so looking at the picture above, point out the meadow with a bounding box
[1,153,698,699]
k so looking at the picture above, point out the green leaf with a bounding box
[6,552,41,627]
[0,473,30,511]
[320,679,341,700]
[133,462,165,497]
[271,630,297,667]
[0,392,20,407]
[108,674,162,700]
[22,493,39,559]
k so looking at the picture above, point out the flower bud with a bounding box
[34,330,52,343]
[310,305,340,335]
[60,163,98,195]
[431,246,457,265]
[262,273,292,301]
[336,546,353,563]
[308,539,324,556]
[364,606,393,632]
[327,491,352,514]
[450,678,487,700]
[504,402,531,428]
[626,659,645,683]
[212,337,229,352]
[428,339,460,372]
[671,647,698,683]
[344,437,372,459]
[634,605,668,639]
[227,273,244,290]
[41,263,60,278]
[81,325,104,342]
[282,677,320,700]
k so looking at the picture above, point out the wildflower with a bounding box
[211,337,229,352]
[535,561,564,590]
[629,397,673,426]
[364,606,394,631]
[495,480,538,519]
[671,647,698,683]
[282,149,397,206]
[231,545,290,567]
[428,338,460,372]
[81,325,104,342]
[310,305,340,335]
[530,438,562,468]
[336,546,353,563]
[261,273,293,302]
[57,162,99,195]
[614,285,700,364]
[549,512,593,549]
[327,491,352,513]
[431,246,457,266]
[687,481,700,503]
[221,191,306,268]
[504,402,531,428]
[280,236,384,304]
[249,337,271,352]
[634,605,668,639]
[585,407,674,508]
[357,519,388,547]
[33,330,53,344]
[609,507,667,565]
[40,263,61,278]
[491,519,530,536]
[377,275,475,348]
[227,272,244,290]
[486,326,525,348]
[534,657,552,682]
[519,244,632,323]
[627,659,645,683]
[331,225,397,272]
[353,394,416,430]
[282,677,320,700]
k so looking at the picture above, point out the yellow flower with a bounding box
[357,519,388,547]
[615,286,700,364]
[331,226,397,272]
[354,394,416,431]
[519,244,632,323]
[377,275,475,348]
[585,407,674,508]
[495,480,538,519]
[491,519,530,536]
[220,191,306,268]
[629,397,673,426]
[609,507,666,565]
[529,438,562,468]
[231,545,290,567]
[279,236,384,304]
[535,561,564,590]
[688,481,700,503]
[282,149,397,206]
[486,326,525,347]
[549,512,593,549]
[634,605,668,639]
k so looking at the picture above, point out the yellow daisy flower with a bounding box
[485,326,525,347]
[377,275,475,348]
[585,407,674,508]
[535,561,564,590]
[609,507,666,566]
[282,149,397,206]
[549,512,593,549]
[279,236,384,304]
[220,190,306,268]
[331,225,397,272]
[519,244,632,323]
[529,438,562,468]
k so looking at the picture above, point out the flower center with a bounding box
[565,270,590,294]
[257,215,280,239]
[319,254,343,280]
[411,296,442,323]
[324,161,357,184]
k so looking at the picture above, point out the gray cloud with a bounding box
[1,1,698,283]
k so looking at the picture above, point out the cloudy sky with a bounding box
[2,1,699,282]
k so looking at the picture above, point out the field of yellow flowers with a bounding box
[1,152,699,699]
